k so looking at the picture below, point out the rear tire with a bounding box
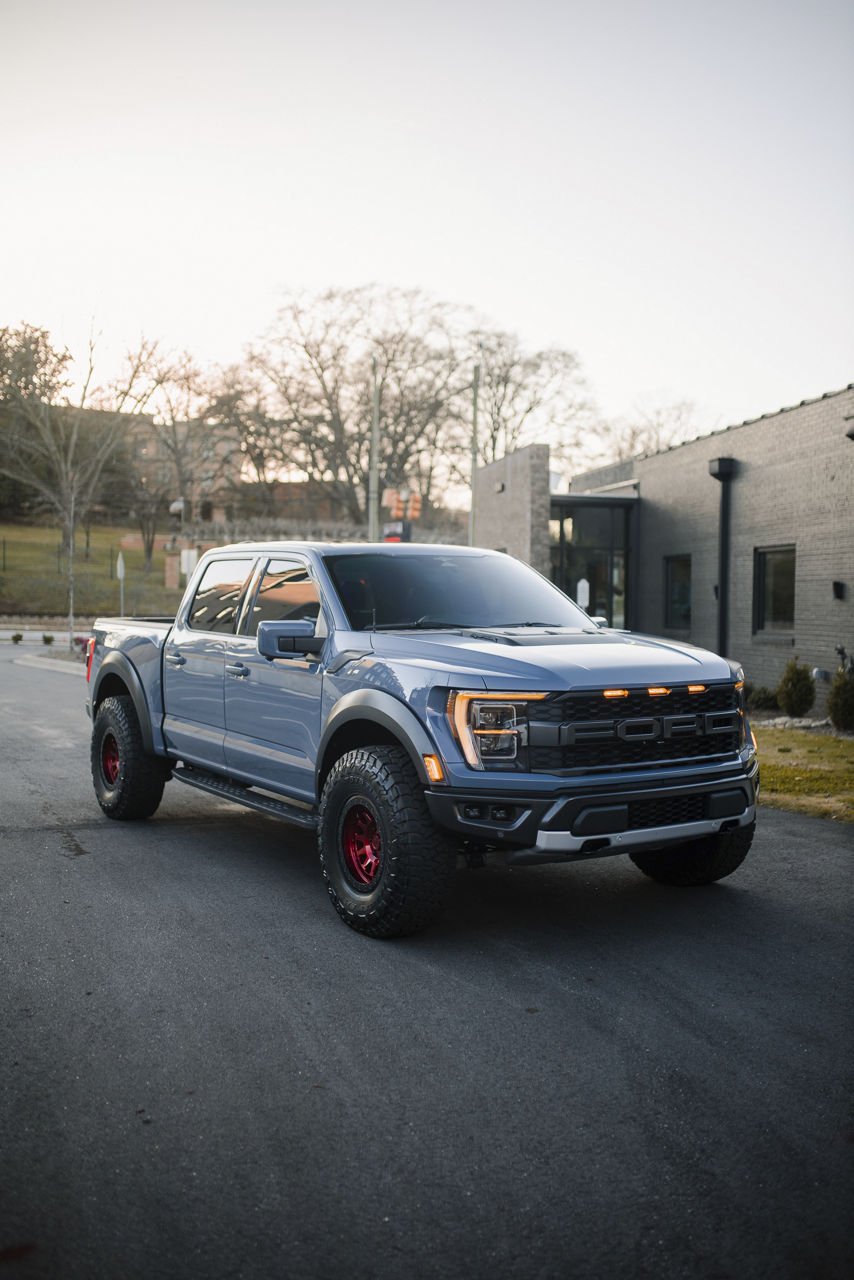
[318,746,455,938]
[630,821,754,886]
[91,695,168,820]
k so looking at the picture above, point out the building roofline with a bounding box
[629,382,854,464]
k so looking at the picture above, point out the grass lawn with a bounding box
[0,522,185,618]
[753,726,854,822]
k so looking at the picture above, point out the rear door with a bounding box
[224,556,327,802]
[162,555,257,769]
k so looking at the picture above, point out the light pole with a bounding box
[468,364,480,546]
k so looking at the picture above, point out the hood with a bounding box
[368,627,734,691]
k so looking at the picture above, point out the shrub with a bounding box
[42,633,54,646]
[827,670,854,732]
[746,684,779,711]
[776,656,815,718]
[11,632,23,644]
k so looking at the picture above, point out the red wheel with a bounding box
[341,804,382,885]
[91,696,168,820]
[318,746,456,938]
[101,733,121,786]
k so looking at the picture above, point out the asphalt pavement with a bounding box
[1,648,852,1280]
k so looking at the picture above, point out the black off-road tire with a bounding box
[91,695,169,820]
[630,820,755,886]
[318,746,456,938]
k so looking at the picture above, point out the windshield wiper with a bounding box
[372,618,471,631]
[487,620,568,628]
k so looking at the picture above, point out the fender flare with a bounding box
[91,652,156,755]
[317,689,440,795]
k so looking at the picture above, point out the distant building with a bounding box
[127,416,242,524]
[473,385,854,711]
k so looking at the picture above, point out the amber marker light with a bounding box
[688,684,706,693]
[603,689,629,698]
[422,754,445,783]
[648,687,670,696]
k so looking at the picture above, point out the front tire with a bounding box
[91,695,168,820]
[318,746,455,938]
[630,821,755,886]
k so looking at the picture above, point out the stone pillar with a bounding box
[473,443,551,575]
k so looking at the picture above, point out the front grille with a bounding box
[528,683,741,773]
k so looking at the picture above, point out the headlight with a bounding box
[447,691,547,770]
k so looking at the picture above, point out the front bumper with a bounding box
[425,756,759,865]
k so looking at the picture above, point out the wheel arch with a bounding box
[317,690,439,799]
[91,653,155,754]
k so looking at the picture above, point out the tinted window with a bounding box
[665,555,691,629]
[323,551,591,631]
[754,546,795,631]
[187,559,255,633]
[244,560,326,637]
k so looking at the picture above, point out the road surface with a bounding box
[1,648,852,1279]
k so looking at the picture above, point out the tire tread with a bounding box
[318,745,454,938]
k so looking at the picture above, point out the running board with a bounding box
[171,766,318,829]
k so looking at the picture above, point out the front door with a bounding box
[224,557,327,803]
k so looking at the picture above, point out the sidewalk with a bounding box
[11,653,86,676]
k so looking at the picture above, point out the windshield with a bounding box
[323,551,592,632]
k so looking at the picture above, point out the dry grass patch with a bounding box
[753,727,854,822]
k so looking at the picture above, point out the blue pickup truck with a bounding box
[85,541,758,937]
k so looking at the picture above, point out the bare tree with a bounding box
[246,287,470,522]
[0,326,158,642]
[601,398,699,463]
[245,287,602,521]
[467,331,590,465]
[114,348,242,561]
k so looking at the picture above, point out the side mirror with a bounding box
[257,619,324,658]
[590,616,608,628]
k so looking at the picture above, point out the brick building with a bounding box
[473,386,854,709]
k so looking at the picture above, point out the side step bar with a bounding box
[171,766,318,830]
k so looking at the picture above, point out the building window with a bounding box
[754,545,795,632]
[664,555,691,629]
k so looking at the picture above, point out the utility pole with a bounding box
[67,481,75,652]
[468,364,480,546]
[368,357,381,541]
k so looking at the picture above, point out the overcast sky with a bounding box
[3,0,852,434]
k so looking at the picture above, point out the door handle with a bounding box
[165,653,186,667]
[226,663,249,678]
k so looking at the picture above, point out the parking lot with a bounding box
[1,647,852,1279]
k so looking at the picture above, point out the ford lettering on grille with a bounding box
[560,710,740,747]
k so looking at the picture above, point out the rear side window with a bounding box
[244,560,326,637]
[187,559,255,633]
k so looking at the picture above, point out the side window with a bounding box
[244,560,327,638]
[664,555,691,629]
[753,545,795,632]
[187,559,255,633]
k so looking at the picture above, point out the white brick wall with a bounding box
[574,387,854,711]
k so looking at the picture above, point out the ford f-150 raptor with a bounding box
[85,542,758,937]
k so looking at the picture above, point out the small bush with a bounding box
[42,633,54,646]
[827,670,854,732]
[776,656,815,718]
[11,632,23,644]
[746,685,779,711]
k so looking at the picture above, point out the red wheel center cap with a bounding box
[102,735,120,785]
[342,805,381,884]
